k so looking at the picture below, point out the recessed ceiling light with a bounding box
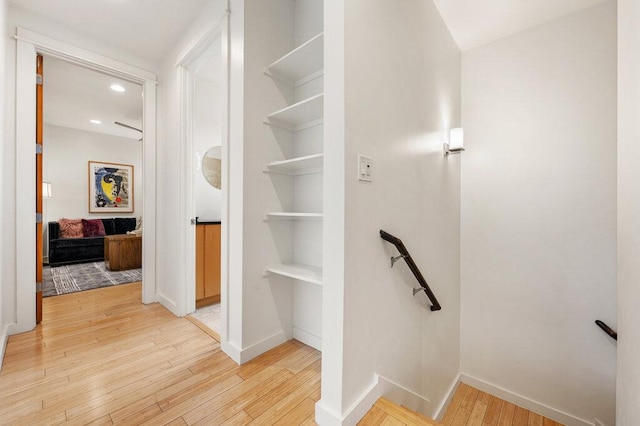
[110,84,126,93]
[90,119,101,124]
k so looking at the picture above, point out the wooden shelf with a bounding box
[264,263,323,286]
[265,153,323,175]
[264,94,323,132]
[264,212,323,220]
[266,33,324,86]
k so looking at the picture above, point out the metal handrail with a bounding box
[380,230,442,311]
[595,320,617,341]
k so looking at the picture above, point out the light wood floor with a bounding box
[358,383,564,426]
[0,282,321,425]
[439,383,563,426]
[359,398,440,425]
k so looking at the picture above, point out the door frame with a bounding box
[11,27,158,334]
[175,14,229,343]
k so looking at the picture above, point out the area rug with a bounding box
[43,262,142,297]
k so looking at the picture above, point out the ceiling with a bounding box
[432,0,610,51]
[44,56,143,140]
[14,0,611,140]
[9,0,210,65]
[9,0,610,61]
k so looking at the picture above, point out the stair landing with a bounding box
[359,398,441,425]
[359,383,565,426]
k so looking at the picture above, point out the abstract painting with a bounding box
[88,161,134,213]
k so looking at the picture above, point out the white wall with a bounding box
[194,73,222,221]
[43,124,143,222]
[337,0,462,418]
[0,0,8,360]
[239,0,295,354]
[461,3,617,425]
[155,0,226,314]
[319,0,346,418]
[617,0,640,423]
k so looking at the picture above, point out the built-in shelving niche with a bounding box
[262,5,324,351]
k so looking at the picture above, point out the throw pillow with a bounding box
[101,219,116,235]
[58,218,83,238]
[114,218,137,234]
[82,219,106,237]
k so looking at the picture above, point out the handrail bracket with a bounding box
[390,254,408,268]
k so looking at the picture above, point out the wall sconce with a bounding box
[444,128,465,156]
[43,182,52,199]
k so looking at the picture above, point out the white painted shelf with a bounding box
[264,94,323,131]
[264,212,323,220]
[265,153,324,175]
[266,33,324,86]
[264,263,323,286]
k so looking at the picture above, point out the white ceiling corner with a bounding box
[8,0,211,64]
[432,0,611,51]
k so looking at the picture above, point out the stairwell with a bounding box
[359,383,565,426]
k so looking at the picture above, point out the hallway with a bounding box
[0,283,320,424]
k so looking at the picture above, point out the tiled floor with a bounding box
[190,303,221,334]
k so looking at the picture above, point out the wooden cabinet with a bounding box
[195,224,221,308]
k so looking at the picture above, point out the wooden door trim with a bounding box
[35,54,43,323]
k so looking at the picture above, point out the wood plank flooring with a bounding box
[0,282,320,425]
[439,383,564,426]
[358,398,440,425]
[358,383,564,426]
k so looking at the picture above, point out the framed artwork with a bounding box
[88,161,134,213]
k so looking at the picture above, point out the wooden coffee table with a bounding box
[104,234,142,271]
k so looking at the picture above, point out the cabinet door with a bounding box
[195,226,205,300]
[204,225,221,298]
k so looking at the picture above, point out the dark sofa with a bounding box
[48,218,137,267]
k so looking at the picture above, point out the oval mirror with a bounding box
[202,146,222,190]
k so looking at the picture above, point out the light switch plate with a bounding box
[358,155,372,182]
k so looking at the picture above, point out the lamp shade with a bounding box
[449,128,464,150]
[42,182,52,199]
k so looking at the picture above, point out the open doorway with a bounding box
[184,38,224,338]
[174,17,228,342]
[14,27,157,334]
[40,55,144,303]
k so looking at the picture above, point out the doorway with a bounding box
[176,20,229,340]
[40,55,144,305]
[13,27,158,334]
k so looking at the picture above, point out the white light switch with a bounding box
[358,155,372,182]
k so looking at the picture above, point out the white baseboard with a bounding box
[460,374,594,426]
[434,373,462,421]
[315,400,346,426]
[7,321,35,336]
[341,379,380,426]
[314,379,380,426]
[293,327,322,351]
[0,323,11,373]
[315,374,433,426]
[156,293,178,315]
[377,374,431,415]
[221,340,242,364]
[238,330,286,364]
